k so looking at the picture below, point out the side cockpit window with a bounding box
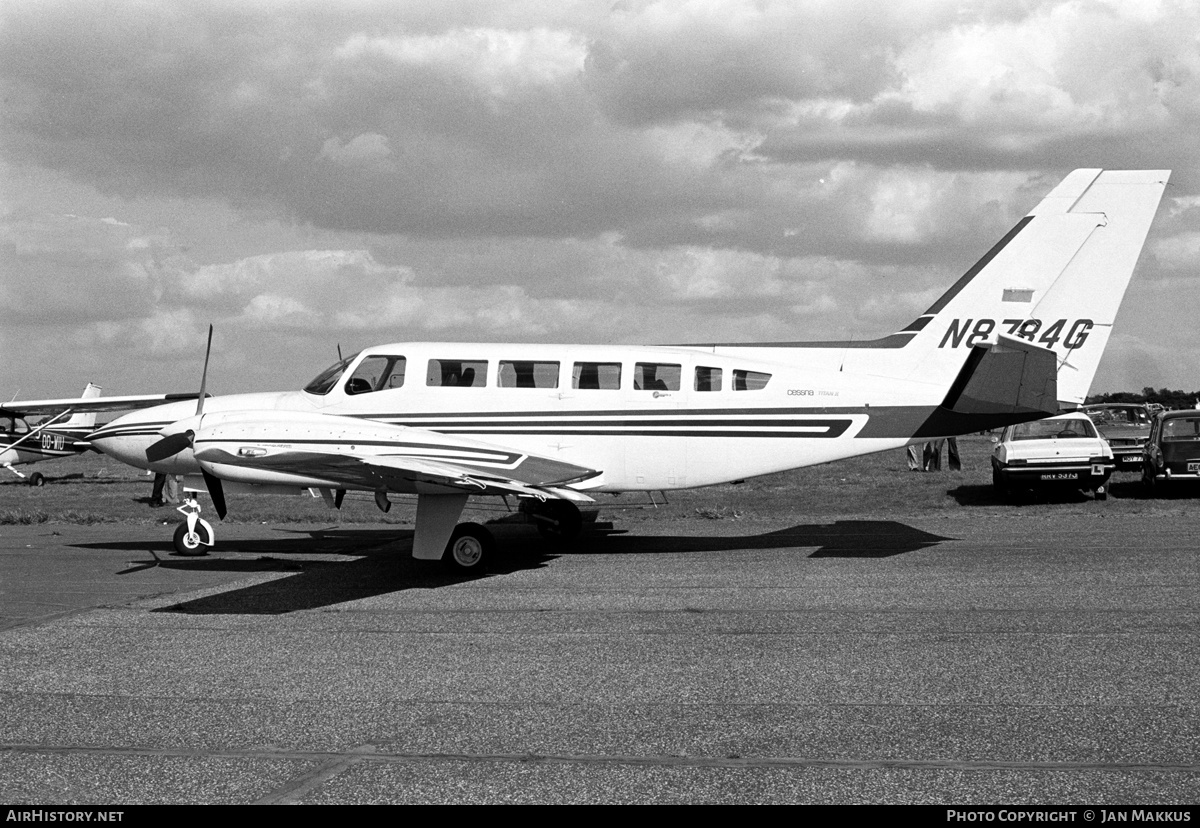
[303,353,359,395]
[345,356,407,395]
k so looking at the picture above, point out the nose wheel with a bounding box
[172,496,215,556]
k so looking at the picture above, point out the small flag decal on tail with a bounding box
[1002,288,1034,303]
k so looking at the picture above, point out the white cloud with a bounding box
[319,133,395,169]
[335,28,587,96]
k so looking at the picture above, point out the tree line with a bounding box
[1086,388,1200,410]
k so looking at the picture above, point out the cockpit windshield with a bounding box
[303,353,359,395]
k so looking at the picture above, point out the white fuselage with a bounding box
[91,341,951,493]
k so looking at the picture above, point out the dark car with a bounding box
[1081,403,1151,471]
[1142,410,1200,491]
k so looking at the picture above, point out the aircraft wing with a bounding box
[198,447,597,499]
[193,433,601,501]
[1,393,205,418]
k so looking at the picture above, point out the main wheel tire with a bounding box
[173,521,212,556]
[29,472,45,487]
[443,523,494,574]
[1095,487,1108,501]
[534,500,583,543]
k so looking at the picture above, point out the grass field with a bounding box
[2,435,1197,530]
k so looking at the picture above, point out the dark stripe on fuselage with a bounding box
[352,406,859,420]
[923,215,1034,314]
[88,422,174,440]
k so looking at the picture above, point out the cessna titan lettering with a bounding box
[85,169,1170,570]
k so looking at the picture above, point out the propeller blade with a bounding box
[145,431,194,463]
[196,325,213,418]
[202,469,227,520]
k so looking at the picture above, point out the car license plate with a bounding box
[1189,461,1200,473]
[1041,472,1078,481]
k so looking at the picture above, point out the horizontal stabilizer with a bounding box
[914,337,1057,438]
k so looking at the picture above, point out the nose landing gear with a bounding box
[172,496,215,556]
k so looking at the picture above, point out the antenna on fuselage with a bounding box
[839,334,854,372]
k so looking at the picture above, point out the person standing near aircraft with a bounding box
[150,472,181,506]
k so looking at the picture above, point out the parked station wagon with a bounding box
[1142,409,1200,490]
[1081,403,1152,471]
[992,412,1115,501]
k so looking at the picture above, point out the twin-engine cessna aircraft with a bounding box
[87,169,1169,570]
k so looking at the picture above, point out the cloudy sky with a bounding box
[3,0,1199,400]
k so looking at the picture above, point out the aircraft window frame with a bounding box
[427,359,488,388]
[634,362,681,392]
[2,416,30,434]
[572,362,622,391]
[303,353,360,395]
[695,366,723,392]
[498,360,560,389]
[344,355,407,395]
[733,369,772,391]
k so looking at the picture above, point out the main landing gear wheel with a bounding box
[28,472,45,487]
[173,521,212,556]
[533,500,583,543]
[443,523,495,574]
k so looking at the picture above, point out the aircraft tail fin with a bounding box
[61,384,103,429]
[901,169,1170,406]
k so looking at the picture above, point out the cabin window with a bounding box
[427,359,487,387]
[634,362,681,391]
[733,369,771,391]
[695,366,722,392]
[344,355,406,395]
[572,362,621,390]
[499,361,560,389]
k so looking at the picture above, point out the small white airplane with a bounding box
[1,384,106,486]
[3,386,209,486]
[85,169,1169,569]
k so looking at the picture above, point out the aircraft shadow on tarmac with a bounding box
[71,520,951,615]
